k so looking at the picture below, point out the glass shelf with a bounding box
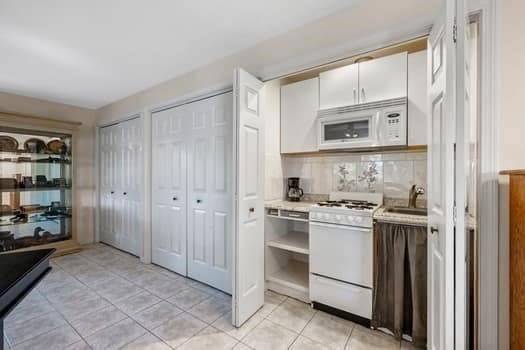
[0,186,72,193]
[0,215,71,228]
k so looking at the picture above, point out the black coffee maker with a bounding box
[287,177,304,202]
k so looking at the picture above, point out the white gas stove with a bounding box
[310,192,383,228]
[309,192,383,323]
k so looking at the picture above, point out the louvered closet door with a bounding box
[187,92,233,293]
[151,105,188,275]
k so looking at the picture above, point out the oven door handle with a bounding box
[309,221,371,232]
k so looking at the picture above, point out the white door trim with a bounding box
[467,0,499,348]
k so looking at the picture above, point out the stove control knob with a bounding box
[335,215,342,222]
[355,216,363,223]
[347,216,354,223]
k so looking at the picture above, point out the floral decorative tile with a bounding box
[332,163,357,192]
[356,161,383,193]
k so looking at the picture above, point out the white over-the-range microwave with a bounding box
[317,98,407,150]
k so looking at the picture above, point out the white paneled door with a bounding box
[151,92,233,293]
[151,105,188,275]
[99,117,142,256]
[187,93,233,293]
[232,68,265,327]
[427,0,468,347]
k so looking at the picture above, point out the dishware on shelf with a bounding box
[0,136,18,152]
[23,138,47,153]
[47,139,68,154]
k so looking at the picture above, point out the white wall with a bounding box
[497,0,525,349]
[0,92,97,244]
[96,0,440,124]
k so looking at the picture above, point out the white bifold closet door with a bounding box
[152,92,233,293]
[100,117,142,256]
[151,104,188,275]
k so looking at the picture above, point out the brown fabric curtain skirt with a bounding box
[371,222,427,347]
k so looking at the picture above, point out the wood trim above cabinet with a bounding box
[0,112,82,133]
[500,169,525,176]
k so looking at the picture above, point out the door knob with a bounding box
[173,197,178,201]
[249,207,255,213]
[430,226,439,234]
[196,199,202,203]
[123,192,127,195]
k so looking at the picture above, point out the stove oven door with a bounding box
[309,221,372,287]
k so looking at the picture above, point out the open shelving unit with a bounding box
[265,207,310,303]
[0,119,79,255]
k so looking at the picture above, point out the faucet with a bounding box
[408,185,425,208]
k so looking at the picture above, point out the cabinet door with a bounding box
[408,50,428,146]
[358,52,408,104]
[152,106,188,275]
[280,77,319,153]
[187,93,233,293]
[319,64,358,109]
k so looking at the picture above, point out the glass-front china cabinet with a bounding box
[0,114,80,254]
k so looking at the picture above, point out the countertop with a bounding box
[373,206,428,226]
[264,200,317,212]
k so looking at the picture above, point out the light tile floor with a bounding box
[3,244,422,350]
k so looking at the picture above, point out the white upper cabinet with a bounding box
[358,52,408,104]
[407,50,428,146]
[281,77,319,154]
[318,52,408,110]
[319,65,358,109]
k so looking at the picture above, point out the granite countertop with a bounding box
[373,206,428,226]
[264,200,317,212]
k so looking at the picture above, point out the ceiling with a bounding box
[0,0,440,109]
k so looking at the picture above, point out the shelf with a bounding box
[267,231,309,255]
[0,159,71,165]
[0,215,72,228]
[0,186,72,193]
[267,260,309,293]
[266,214,309,223]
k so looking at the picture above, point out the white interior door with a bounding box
[427,3,458,349]
[232,68,265,327]
[187,93,233,293]
[151,106,188,275]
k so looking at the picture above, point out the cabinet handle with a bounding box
[430,226,439,234]
[110,191,115,194]
[353,88,357,104]
[249,207,255,213]
[361,88,365,102]
[173,197,178,201]
[123,192,127,195]
[196,199,202,203]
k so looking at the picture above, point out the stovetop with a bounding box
[316,199,379,211]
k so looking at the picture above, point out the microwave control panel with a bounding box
[384,112,403,141]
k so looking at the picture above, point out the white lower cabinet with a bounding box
[151,92,233,293]
[99,117,142,256]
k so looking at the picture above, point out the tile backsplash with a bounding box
[282,150,427,200]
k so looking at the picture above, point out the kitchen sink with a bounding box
[385,207,428,216]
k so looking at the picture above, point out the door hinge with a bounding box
[453,19,458,43]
